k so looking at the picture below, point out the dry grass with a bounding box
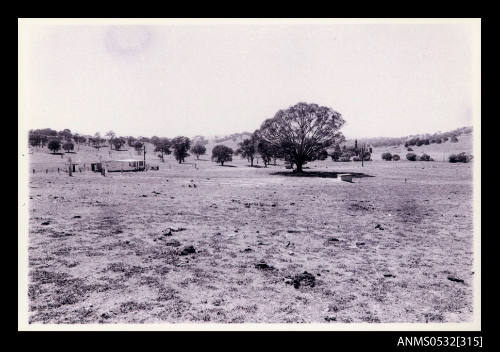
[27,148,474,324]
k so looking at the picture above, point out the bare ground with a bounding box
[27,158,474,323]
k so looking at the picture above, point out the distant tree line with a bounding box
[348,126,472,148]
[28,106,472,170]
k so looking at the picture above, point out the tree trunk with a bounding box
[250,157,254,166]
[295,162,303,173]
[221,161,224,166]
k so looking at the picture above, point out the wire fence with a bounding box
[29,163,161,175]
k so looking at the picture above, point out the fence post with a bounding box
[33,169,35,174]
[46,169,48,174]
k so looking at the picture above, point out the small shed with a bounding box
[106,159,145,172]
[90,162,103,172]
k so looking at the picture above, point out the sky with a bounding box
[19,19,480,139]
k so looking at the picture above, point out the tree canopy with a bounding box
[258,102,345,172]
[48,140,61,154]
[171,136,191,163]
[190,143,207,160]
[235,137,257,166]
[154,138,171,162]
[212,145,233,166]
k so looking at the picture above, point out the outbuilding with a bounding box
[106,159,145,172]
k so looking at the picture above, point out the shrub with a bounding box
[419,153,432,161]
[392,154,400,161]
[353,156,361,161]
[361,151,371,161]
[416,139,424,146]
[407,147,413,151]
[381,152,392,161]
[443,137,449,142]
[449,152,472,163]
[341,150,356,158]
[406,153,417,161]
[450,136,459,143]
[339,156,351,162]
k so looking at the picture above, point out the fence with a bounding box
[30,163,159,175]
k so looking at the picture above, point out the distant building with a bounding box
[90,159,145,172]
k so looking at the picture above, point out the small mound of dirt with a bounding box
[179,245,196,256]
[324,237,340,245]
[165,239,181,247]
[255,262,273,270]
[288,271,316,289]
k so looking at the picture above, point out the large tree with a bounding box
[112,137,126,150]
[127,136,137,147]
[134,141,144,155]
[105,131,116,149]
[256,139,274,167]
[212,145,233,166]
[48,140,61,154]
[58,129,72,141]
[235,137,257,166]
[154,138,171,162]
[29,132,42,148]
[190,143,207,160]
[62,141,74,153]
[171,136,191,163]
[258,102,345,172]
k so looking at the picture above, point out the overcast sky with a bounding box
[20,19,480,139]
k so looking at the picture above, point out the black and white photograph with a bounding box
[18,18,481,331]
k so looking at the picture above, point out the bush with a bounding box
[449,152,472,163]
[418,153,432,161]
[338,156,351,162]
[450,136,459,143]
[361,152,371,161]
[341,150,356,158]
[407,147,413,151]
[392,154,400,161]
[353,156,361,161]
[406,153,417,161]
[381,152,392,161]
